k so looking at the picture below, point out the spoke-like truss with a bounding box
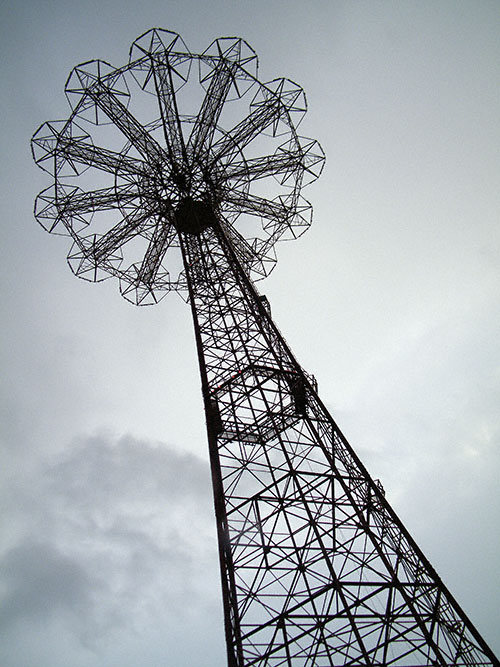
[32,28,498,667]
[32,28,324,304]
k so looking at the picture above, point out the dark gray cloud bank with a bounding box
[1,434,224,666]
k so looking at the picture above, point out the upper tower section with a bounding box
[32,28,324,305]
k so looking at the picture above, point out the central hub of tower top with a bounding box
[174,196,219,236]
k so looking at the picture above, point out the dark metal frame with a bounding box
[180,219,498,666]
[32,28,499,667]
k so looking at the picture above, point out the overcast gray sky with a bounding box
[1,1,499,665]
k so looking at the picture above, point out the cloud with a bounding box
[0,432,225,666]
[0,540,92,628]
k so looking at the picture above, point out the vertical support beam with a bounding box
[179,229,244,667]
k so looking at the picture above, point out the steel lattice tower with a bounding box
[32,29,498,667]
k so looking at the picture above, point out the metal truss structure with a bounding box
[32,29,499,667]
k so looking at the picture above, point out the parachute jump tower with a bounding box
[32,29,499,667]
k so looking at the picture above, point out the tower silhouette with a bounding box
[32,28,498,667]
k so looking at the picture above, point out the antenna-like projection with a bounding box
[32,29,498,667]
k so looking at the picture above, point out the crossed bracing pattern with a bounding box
[181,223,498,666]
[32,28,324,305]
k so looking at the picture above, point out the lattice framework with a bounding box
[31,28,499,667]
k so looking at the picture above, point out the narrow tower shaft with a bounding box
[180,220,498,667]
